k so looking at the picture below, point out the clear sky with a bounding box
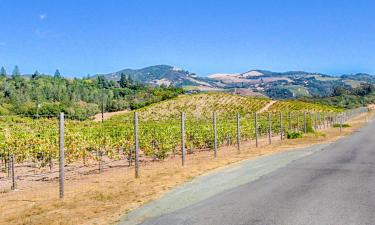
[0,0,374,77]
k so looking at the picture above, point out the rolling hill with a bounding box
[98,65,217,88]
[110,93,341,121]
[97,65,375,99]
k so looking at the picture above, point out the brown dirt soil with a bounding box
[0,109,373,225]
[258,100,277,113]
[92,110,129,122]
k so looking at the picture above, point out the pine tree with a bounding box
[119,73,127,88]
[54,69,61,78]
[0,66,6,76]
[32,70,40,79]
[12,65,20,77]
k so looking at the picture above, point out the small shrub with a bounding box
[333,123,350,128]
[306,125,315,133]
[287,131,303,139]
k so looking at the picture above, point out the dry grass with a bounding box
[92,110,129,122]
[0,110,373,225]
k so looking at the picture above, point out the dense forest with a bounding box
[0,66,184,119]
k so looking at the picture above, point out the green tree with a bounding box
[0,66,6,76]
[119,73,128,88]
[12,65,20,77]
[54,69,61,78]
[32,70,40,79]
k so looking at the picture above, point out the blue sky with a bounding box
[0,0,375,77]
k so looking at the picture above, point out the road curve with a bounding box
[123,121,375,225]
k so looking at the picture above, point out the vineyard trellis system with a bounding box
[0,107,369,198]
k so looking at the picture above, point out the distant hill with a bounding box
[94,65,375,99]
[98,65,216,87]
[208,70,375,99]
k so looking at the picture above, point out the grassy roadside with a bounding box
[0,109,373,225]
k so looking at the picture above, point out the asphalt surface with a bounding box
[134,121,375,225]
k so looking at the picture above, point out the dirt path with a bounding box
[258,100,277,113]
[92,110,129,122]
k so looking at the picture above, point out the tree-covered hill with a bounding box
[98,65,216,87]
[0,67,183,119]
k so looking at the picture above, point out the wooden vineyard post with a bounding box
[129,147,133,166]
[304,112,307,133]
[268,112,272,144]
[11,155,16,190]
[213,112,217,157]
[59,113,65,199]
[319,113,322,130]
[7,153,10,177]
[255,112,259,147]
[297,113,300,132]
[289,112,292,131]
[181,112,186,166]
[280,112,283,141]
[340,112,343,133]
[314,113,317,131]
[134,112,140,178]
[237,113,240,153]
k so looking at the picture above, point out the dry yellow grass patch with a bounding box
[0,110,373,225]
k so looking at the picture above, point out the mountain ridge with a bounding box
[92,65,375,99]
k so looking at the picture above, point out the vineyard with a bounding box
[111,92,272,120]
[0,93,346,169]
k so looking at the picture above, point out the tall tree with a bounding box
[12,65,20,77]
[32,70,40,79]
[119,73,128,88]
[54,69,61,78]
[0,66,6,76]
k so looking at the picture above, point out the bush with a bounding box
[306,124,315,133]
[333,123,350,128]
[287,131,303,139]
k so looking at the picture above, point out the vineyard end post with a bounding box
[134,112,139,178]
[59,112,65,199]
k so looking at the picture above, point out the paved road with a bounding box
[124,121,375,225]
